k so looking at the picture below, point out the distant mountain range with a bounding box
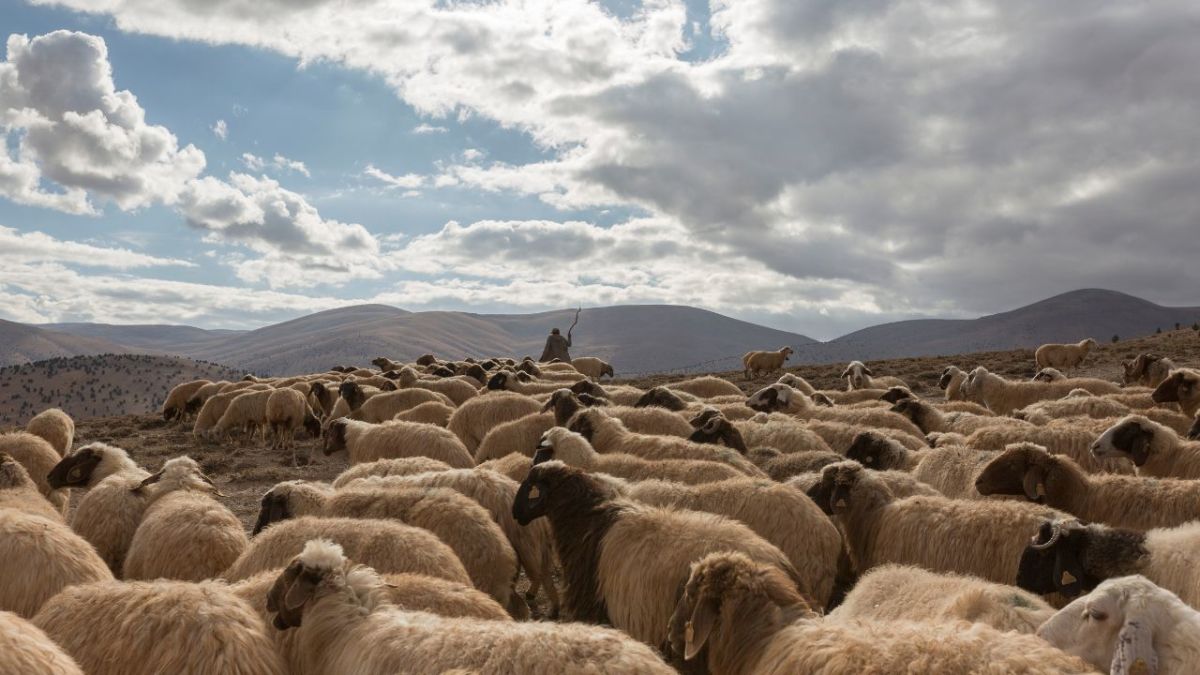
[7,289,1196,376]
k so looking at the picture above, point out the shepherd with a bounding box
[540,307,581,363]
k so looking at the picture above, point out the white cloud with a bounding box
[364,164,425,190]
[241,152,310,177]
[460,148,485,162]
[412,123,447,134]
[0,225,193,268]
[211,118,227,140]
[0,31,206,214]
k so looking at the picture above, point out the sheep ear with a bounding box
[1128,432,1151,467]
[1112,618,1158,675]
[862,365,874,376]
[132,469,164,492]
[701,416,723,434]
[684,597,719,661]
[284,570,319,612]
[839,367,852,379]
[1022,465,1046,503]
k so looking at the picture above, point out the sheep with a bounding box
[939,365,969,400]
[1091,414,1200,479]
[265,388,321,465]
[531,426,747,485]
[0,452,62,521]
[123,457,247,581]
[264,540,675,675]
[252,480,523,617]
[890,397,1022,435]
[332,457,454,486]
[841,360,908,391]
[336,380,388,413]
[1033,367,1068,382]
[0,508,112,617]
[663,375,745,399]
[512,461,798,649]
[474,412,555,464]
[742,347,793,380]
[808,460,1067,585]
[185,379,230,413]
[0,432,67,515]
[1037,575,1200,674]
[223,515,471,587]
[831,564,1056,634]
[1016,394,1134,425]
[1190,411,1200,440]
[747,447,846,481]
[192,390,245,439]
[569,379,644,406]
[571,356,614,379]
[967,423,1135,475]
[1036,338,1099,372]
[667,551,1096,675]
[788,465,942,501]
[1123,353,1177,388]
[803,418,927,453]
[25,408,74,456]
[447,391,544,453]
[547,389,695,438]
[687,411,833,455]
[1017,519,1200,610]
[776,372,816,395]
[622,477,841,607]
[0,610,83,674]
[1152,368,1200,417]
[906,445,1013,500]
[33,579,284,675]
[978,442,1200,531]
[372,356,404,371]
[392,400,455,426]
[487,370,570,395]
[394,366,480,405]
[745,384,925,440]
[324,417,474,468]
[813,388,891,405]
[962,366,1121,414]
[415,354,438,366]
[844,431,933,472]
[632,385,697,410]
[349,388,453,423]
[567,408,764,477]
[162,379,211,421]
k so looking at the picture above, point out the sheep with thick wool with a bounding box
[332,457,453,486]
[473,412,556,463]
[1123,353,1177,387]
[1152,367,1200,417]
[252,480,523,617]
[162,379,211,421]
[546,388,694,437]
[393,400,455,426]
[746,447,846,481]
[1035,338,1099,372]
[192,390,246,439]
[976,442,1200,530]
[348,387,453,423]
[808,460,1067,585]
[265,540,675,675]
[1033,367,1068,382]
[33,579,283,675]
[46,443,150,573]
[967,423,1134,475]
[0,610,83,675]
[742,347,793,380]
[1037,575,1200,674]
[25,408,74,456]
[265,388,321,464]
[324,417,474,468]
[687,409,833,456]
[1017,519,1200,611]
[212,389,276,441]
[841,360,908,391]
[745,384,925,440]
[664,375,745,399]
[962,366,1120,415]
[1091,414,1200,479]
[1016,394,1135,426]
[667,551,1094,675]
[890,397,1021,435]
[570,356,614,379]
[486,370,571,396]
[513,461,798,650]
[394,366,480,405]
[123,456,247,581]
[447,391,543,453]
[0,508,112,617]
[0,432,68,516]
[530,426,746,485]
[0,452,61,521]
[788,466,942,500]
[939,365,969,400]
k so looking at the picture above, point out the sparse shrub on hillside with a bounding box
[1111,334,1119,343]
[1156,327,1163,334]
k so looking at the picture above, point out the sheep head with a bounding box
[47,444,105,489]
[975,442,1057,503]
[569,379,606,398]
[841,361,873,389]
[600,362,615,378]
[512,460,610,525]
[844,432,908,471]
[635,386,687,411]
[810,392,834,407]
[370,357,390,369]
[415,354,438,367]
[687,414,748,453]
[323,418,350,456]
[267,540,349,630]
[486,372,513,391]
[746,384,790,412]
[1091,417,1156,467]
[254,486,294,535]
[879,386,912,404]
[807,460,869,515]
[937,366,959,390]
[1037,576,1167,675]
[565,408,602,442]
[1017,520,1146,602]
[0,452,33,490]
[1152,369,1198,405]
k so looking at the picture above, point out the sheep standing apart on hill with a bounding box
[33,580,283,675]
[1017,519,1200,610]
[841,360,908,391]
[962,367,1121,415]
[324,418,474,468]
[1091,415,1200,479]
[1152,368,1200,417]
[0,508,112,617]
[265,388,321,465]
[162,379,211,421]
[1037,575,1200,674]
[393,400,455,426]
[742,347,793,380]
[667,552,1095,675]
[976,442,1200,530]
[25,408,74,455]
[46,443,150,574]
[0,610,83,675]
[0,432,68,516]
[1035,338,1099,373]
[264,541,675,675]
[1123,353,1177,387]
[572,356,614,380]
[123,457,247,581]
[0,453,62,521]
[447,391,544,453]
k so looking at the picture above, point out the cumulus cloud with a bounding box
[0,224,193,268]
[364,164,425,191]
[241,152,310,177]
[0,30,206,214]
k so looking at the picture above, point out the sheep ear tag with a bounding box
[528,486,540,500]
[1060,570,1076,586]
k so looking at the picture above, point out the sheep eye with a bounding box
[1087,609,1108,621]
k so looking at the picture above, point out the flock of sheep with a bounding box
[1,341,1199,674]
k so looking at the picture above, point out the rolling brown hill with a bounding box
[0,319,140,366]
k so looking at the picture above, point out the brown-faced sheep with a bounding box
[1091,414,1200,479]
[123,457,247,581]
[33,579,283,675]
[742,347,793,380]
[447,391,544,453]
[1123,353,1177,387]
[1035,338,1099,372]
[890,398,1021,435]
[841,360,908,391]
[162,379,211,421]
[324,417,474,468]
[513,461,798,650]
[0,508,112,617]
[572,356,615,379]
[0,610,83,674]
[1152,368,1200,417]
[976,442,1200,530]
[668,552,1095,675]
[0,432,67,516]
[25,408,74,456]
[0,452,62,521]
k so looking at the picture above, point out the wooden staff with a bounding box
[567,307,581,341]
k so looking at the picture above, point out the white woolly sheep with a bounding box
[474,412,555,463]
[447,391,543,453]
[0,610,83,674]
[668,552,1095,675]
[162,379,211,421]
[744,384,925,440]
[831,564,1055,634]
[1091,414,1200,479]
[1033,367,1068,382]
[962,366,1120,414]
[1152,368,1200,417]
[890,398,1022,435]
[571,356,615,379]
[192,390,244,439]
[486,370,571,395]
[776,372,816,395]
[0,508,112,617]
[666,375,745,399]
[324,417,474,468]
[742,347,793,380]
[939,365,969,400]
[25,408,74,456]
[0,432,68,516]
[841,360,908,391]
[977,442,1200,530]
[967,422,1135,475]
[265,540,675,674]
[332,457,453,487]
[393,400,455,426]
[348,388,452,424]
[1037,575,1200,674]
[0,452,61,521]
[1035,338,1099,372]
[212,389,276,442]
[814,388,891,405]
[394,366,480,406]
[532,426,746,485]
[123,456,247,581]
[33,579,283,675]
[253,480,524,617]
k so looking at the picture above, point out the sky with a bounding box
[1,0,1198,340]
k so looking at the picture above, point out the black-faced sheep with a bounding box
[1122,353,1176,388]
[939,365,968,400]
[1091,415,1200,479]
[572,356,615,379]
[1151,368,1200,417]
